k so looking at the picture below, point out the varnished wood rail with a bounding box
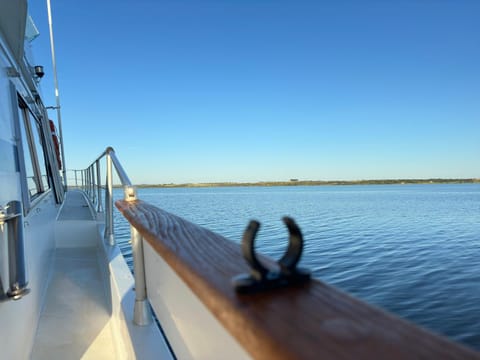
[116,199,479,360]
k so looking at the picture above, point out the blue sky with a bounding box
[29,0,479,184]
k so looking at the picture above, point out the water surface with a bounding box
[113,184,480,349]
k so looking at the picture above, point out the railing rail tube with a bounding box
[108,148,132,186]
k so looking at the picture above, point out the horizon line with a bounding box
[130,178,480,188]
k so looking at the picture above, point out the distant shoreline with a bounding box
[133,178,480,188]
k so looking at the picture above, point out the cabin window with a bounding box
[17,97,50,199]
[28,113,50,191]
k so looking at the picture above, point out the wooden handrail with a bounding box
[116,199,479,360]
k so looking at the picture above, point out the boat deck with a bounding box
[31,192,117,359]
[57,190,95,221]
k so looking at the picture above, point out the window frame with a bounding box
[18,98,45,194]
[14,92,52,212]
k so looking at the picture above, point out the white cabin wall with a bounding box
[0,182,58,358]
[0,194,58,360]
[143,240,251,360]
[0,33,59,359]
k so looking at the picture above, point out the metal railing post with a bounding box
[88,166,91,199]
[86,167,90,198]
[89,166,93,199]
[90,165,95,204]
[104,153,114,245]
[127,188,153,326]
[96,160,103,213]
[74,170,78,188]
[91,165,96,205]
[81,170,84,191]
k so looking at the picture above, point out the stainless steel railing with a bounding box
[73,147,152,326]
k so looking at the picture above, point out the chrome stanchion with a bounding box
[104,154,114,245]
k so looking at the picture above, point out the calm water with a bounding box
[113,184,480,350]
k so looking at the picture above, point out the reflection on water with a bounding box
[114,184,480,350]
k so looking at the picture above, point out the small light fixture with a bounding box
[34,65,44,78]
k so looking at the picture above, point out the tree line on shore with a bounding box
[132,178,480,188]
